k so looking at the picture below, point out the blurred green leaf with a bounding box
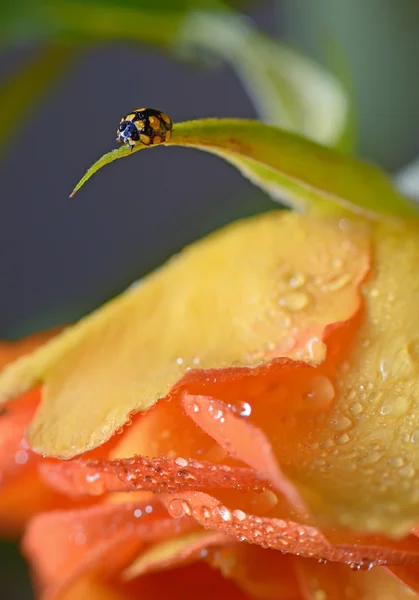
[178,12,349,148]
[1,1,349,152]
[0,44,78,152]
[0,0,227,42]
[71,118,417,220]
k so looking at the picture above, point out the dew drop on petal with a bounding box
[287,272,306,289]
[174,457,188,468]
[321,273,352,293]
[380,396,412,418]
[399,465,415,479]
[216,506,232,522]
[349,402,364,416]
[168,498,188,518]
[329,415,353,432]
[192,505,211,520]
[304,375,335,410]
[279,291,311,312]
[232,509,246,522]
[14,450,29,465]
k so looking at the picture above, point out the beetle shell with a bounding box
[117,108,172,149]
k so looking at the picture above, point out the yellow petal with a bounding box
[123,530,229,580]
[280,219,419,536]
[0,211,369,458]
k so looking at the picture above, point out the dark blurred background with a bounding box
[1,0,419,597]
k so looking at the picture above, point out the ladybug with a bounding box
[116,108,172,151]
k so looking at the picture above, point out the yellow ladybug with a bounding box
[116,108,172,151]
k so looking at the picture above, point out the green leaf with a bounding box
[70,118,418,220]
[178,12,349,148]
[0,0,228,43]
[0,44,78,152]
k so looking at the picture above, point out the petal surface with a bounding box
[161,491,419,567]
[0,211,369,458]
[23,499,194,600]
[123,530,231,580]
[276,220,419,535]
[296,557,419,600]
[39,456,270,497]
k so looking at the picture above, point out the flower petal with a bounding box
[211,545,303,599]
[0,211,369,458]
[123,530,231,580]
[0,389,39,484]
[276,220,419,536]
[296,557,419,599]
[39,456,270,496]
[23,499,193,600]
[161,491,419,567]
[182,393,308,516]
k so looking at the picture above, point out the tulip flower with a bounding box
[1,118,419,599]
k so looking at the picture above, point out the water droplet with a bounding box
[380,396,412,418]
[168,498,189,518]
[336,433,350,445]
[349,402,364,416]
[399,464,415,479]
[379,360,388,382]
[231,401,252,418]
[192,505,211,520]
[144,505,153,514]
[175,457,188,468]
[321,273,352,293]
[387,456,404,468]
[348,559,374,572]
[14,450,28,465]
[306,337,326,361]
[304,375,335,409]
[287,272,306,289]
[410,429,419,444]
[176,357,184,365]
[216,506,232,522]
[86,473,100,483]
[232,509,246,522]
[329,415,352,432]
[133,508,142,518]
[279,291,311,312]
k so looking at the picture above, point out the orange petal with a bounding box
[58,576,135,600]
[118,562,252,600]
[161,491,419,567]
[0,388,39,484]
[23,500,193,600]
[296,557,419,599]
[39,456,270,497]
[212,545,303,599]
[183,393,308,517]
[0,466,85,537]
[123,530,231,580]
[0,211,370,458]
